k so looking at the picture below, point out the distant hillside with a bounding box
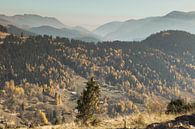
[29,26,70,37]
[0,18,12,26]
[144,30,195,55]
[29,25,101,42]
[7,25,36,36]
[94,11,195,41]
[71,26,91,34]
[0,14,66,29]
[0,25,35,39]
[94,21,123,37]
[0,14,102,42]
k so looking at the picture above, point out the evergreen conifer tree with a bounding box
[76,77,101,125]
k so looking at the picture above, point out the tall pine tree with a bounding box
[76,77,101,125]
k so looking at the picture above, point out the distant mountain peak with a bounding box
[11,14,57,19]
[165,10,195,18]
[17,14,41,17]
[166,11,186,15]
[0,14,66,29]
[21,14,59,21]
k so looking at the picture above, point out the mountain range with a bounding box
[94,11,195,41]
[1,11,195,41]
[0,14,100,42]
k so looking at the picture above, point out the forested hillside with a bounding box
[0,28,195,127]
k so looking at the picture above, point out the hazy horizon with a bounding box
[0,0,195,30]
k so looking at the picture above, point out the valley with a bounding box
[0,23,195,128]
[0,3,195,127]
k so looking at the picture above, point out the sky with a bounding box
[0,0,195,30]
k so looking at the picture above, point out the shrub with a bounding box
[4,80,24,97]
[145,99,165,114]
[166,99,192,114]
[55,92,62,105]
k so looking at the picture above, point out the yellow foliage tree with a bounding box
[55,92,62,105]
[39,110,49,125]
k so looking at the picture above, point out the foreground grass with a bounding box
[31,113,179,129]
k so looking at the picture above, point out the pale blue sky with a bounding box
[0,0,195,30]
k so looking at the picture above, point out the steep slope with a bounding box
[95,11,195,41]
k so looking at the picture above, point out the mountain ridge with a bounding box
[28,25,101,42]
[0,14,100,42]
[1,11,195,42]
[0,14,66,29]
[94,11,195,41]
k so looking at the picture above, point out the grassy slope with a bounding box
[30,113,179,129]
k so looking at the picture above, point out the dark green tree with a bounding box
[21,32,24,38]
[76,77,101,125]
[166,99,191,114]
[0,25,7,33]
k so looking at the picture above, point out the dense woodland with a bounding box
[0,26,195,127]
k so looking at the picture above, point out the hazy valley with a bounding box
[0,10,195,129]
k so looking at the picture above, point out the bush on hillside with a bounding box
[166,99,192,114]
[0,25,7,33]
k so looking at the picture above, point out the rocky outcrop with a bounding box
[146,114,195,129]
